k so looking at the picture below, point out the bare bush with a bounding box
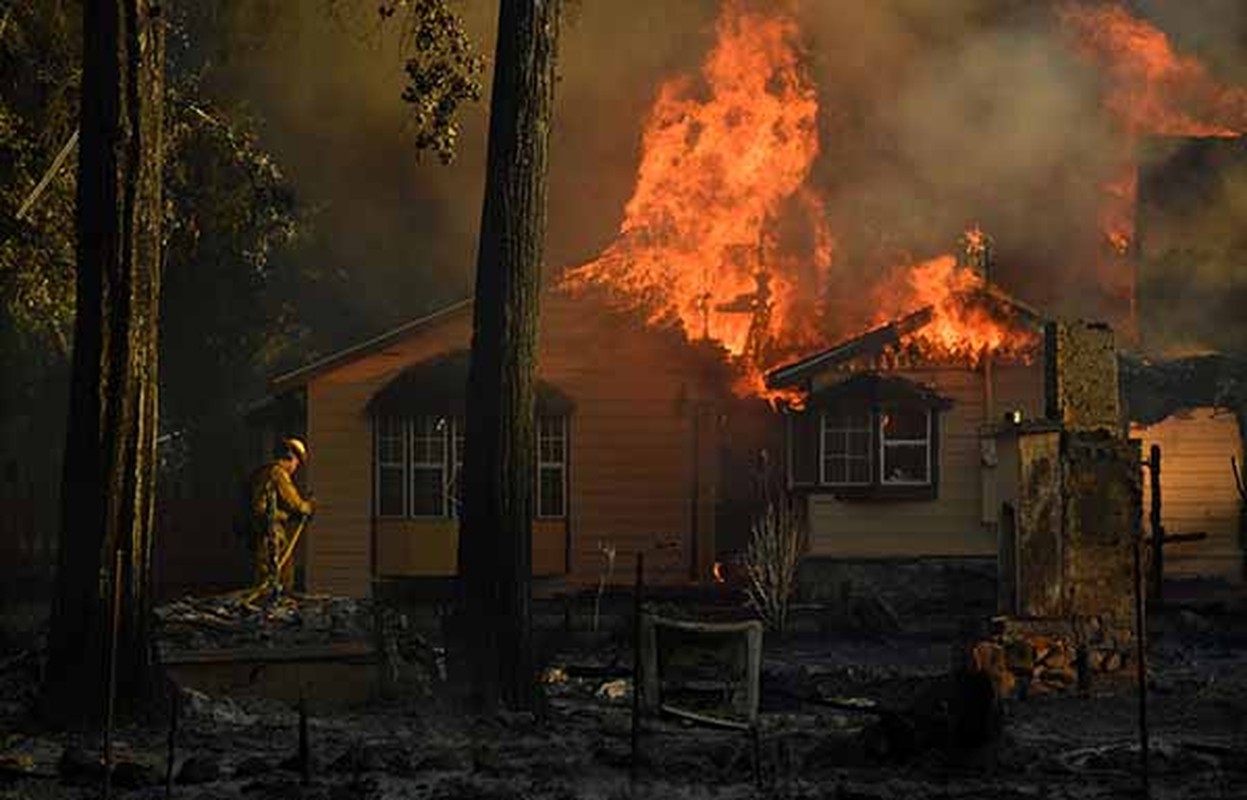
[743,495,806,632]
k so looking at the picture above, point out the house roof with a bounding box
[1120,353,1247,426]
[765,284,1048,390]
[805,371,954,410]
[269,298,473,393]
[365,349,576,416]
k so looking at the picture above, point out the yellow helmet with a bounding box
[282,437,309,463]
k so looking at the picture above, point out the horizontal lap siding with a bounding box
[305,292,713,592]
[374,518,566,576]
[541,295,701,586]
[306,380,375,597]
[1133,409,1244,582]
[807,367,999,558]
[307,316,472,596]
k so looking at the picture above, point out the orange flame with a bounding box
[564,0,830,373]
[872,250,1039,366]
[1057,2,1247,315]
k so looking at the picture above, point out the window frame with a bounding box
[536,415,568,519]
[878,406,933,487]
[373,413,569,519]
[818,409,874,487]
[374,417,408,519]
[409,415,450,518]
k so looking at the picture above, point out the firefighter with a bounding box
[249,437,315,595]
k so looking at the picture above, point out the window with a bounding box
[410,416,448,517]
[374,415,568,519]
[376,417,406,517]
[537,416,567,518]
[788,399,940,498]
[880,407,931,485]
[820,410,872,486]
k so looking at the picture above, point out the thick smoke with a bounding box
[205,0,1247,354]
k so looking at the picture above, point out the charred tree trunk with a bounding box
[42,0,165,725]
[457,0,560,712]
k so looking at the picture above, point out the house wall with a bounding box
[302,292,722,597]
[305,314,471,597]
[1132,407,1244,583]
[804,363,1045,559]
[373,518,567,577]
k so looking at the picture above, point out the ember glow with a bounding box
[564,0,831,385]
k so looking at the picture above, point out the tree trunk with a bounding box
[457,0,560,713]
[42,0,165,725]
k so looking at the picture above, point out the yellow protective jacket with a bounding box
[250,461,313,527]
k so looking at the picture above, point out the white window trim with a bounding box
[819,411,873,487]
[376,413,569,520]
[375,417,408,518]
[536,416,568,519]
[410,416,449,518]
[879,408,932,486]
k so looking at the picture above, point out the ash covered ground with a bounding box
[2,595,1246,800]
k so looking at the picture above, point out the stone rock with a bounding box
[1041,648,1070,670]
[1004,639,1035,673]
[177,755,221,785]
[970,642,1015,700]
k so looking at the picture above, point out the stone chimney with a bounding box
[1044,320,1121,433]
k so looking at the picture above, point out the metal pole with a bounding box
[1149,445,1163,603]
[630,552,644,786]
[164,682,179,799]
[1133,514,1150,799]
[102,546,124,800]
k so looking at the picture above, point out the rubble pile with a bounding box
[153,594,375,652]
[973,617,1134,699]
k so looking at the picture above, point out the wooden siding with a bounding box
[305,313,472,597]
[374,518,566,576]
[302,291,722,595]
[805,363,1045,558]
[1132,408,1244,582]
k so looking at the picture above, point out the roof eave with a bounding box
[268,297,473,393]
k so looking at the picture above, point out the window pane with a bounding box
[411,467,445,516]
[848,457,873,484]
[538,465,564,517]
[882,443,928,484]
[378,466,404,516]
[412,416,446,465]
[377,418,404,463]
[822,456,846,484]
[538,417,565,463]
[882,407,927,440]
[848,431,871,458]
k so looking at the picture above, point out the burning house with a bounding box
[233,1,1247,607]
